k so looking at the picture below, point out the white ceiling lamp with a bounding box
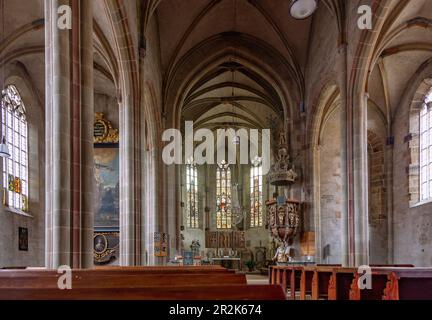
[290,0,318,20]
[0,137,11,159]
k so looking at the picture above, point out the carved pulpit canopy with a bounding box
[268,131,297,186]
[94,113,119,144]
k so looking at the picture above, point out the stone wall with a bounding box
[392,73,432,267]
[318,108,342,264]
[0,77,45,268]
[303,2,342,263]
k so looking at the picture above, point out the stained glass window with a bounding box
[1,85,29,212]
[250,158,263,227]
[420,89,432,201]
[216,160,232,229]
[186,162,199,228]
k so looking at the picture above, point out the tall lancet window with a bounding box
[420,89,432,201]
[216,160,232,229]
[1,85,29,212]
[250,158,263,227]
[186,161,199,228]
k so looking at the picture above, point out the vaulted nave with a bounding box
[1,0,432,301]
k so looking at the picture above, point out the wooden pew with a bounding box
[305,265,414,301]
[0,285,286,300]
[288,266,303,300]
[0,266,235,280]
[300,267,314,300]
[269,265,302,300]
[0,266,242,288]
[24,265,233,273]
[328,267,357,300]
[379,268,432,300]
[316,266,339,300]
[279,266,293,299]
[349,266,418,300]
[269,265,287,296]
[300,266,335,300]
[0,272,247,289]
[370,264,415,268]
[274,265,430,301]
[0,266,286,300]
[93,265,229,271]
[326,265,415,300]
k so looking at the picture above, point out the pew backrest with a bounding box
[0,285,286,300]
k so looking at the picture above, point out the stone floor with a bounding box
[246,274,297,299]
[246,274,269,285]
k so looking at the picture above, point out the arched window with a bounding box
[1,85,28,212]
[186,162,199,228]
[250,158,263,228]
[420,89,432,201]
[216,160,232,229]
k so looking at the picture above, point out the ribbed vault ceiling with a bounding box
[181,61,282,130]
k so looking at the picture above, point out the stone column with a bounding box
[352,92,370,266]
[166,163,178,259]
[156,145,166,265]
[385,143,394,264]
[45,0,94,269]
[312,145,322,263]
[119,91,141,266]
[338,44,350,267]
[143,146,157,265]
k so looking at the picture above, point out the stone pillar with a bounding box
[143,147,157,265]
[45,0,94,269]
[338,44,350,267]
[312,145,322,263]
[103,0,142,267]
[166,163,178,259]
[119,91,141,266]
[156,145,166,265]
[385,143,394,264]
[352,92,370,266]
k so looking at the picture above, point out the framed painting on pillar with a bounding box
[18,227,28,251]
[93,113,120,265]
[154,232,169,257]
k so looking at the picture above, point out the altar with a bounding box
[211,257,242,271]
[276,261,316,266]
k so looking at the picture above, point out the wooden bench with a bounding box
[325,267,356,300]
[0,266,235,279]
[300,265,416,301]
[93,265,230,271]
[0,285,286,300]
[0,266,286,300]
[0,266,243,288]
[0,271,247,289]
[300,266,335,300]
[370,264,415,268]
[300,267,313,300]
[379,268,432,300]
[341,266,417,300]
[285,266,303,300]
[348,267,399,300]
[269,265,302,300]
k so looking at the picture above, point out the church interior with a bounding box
[1,0,432,301]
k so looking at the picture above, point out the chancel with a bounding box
[1,0,432,302]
